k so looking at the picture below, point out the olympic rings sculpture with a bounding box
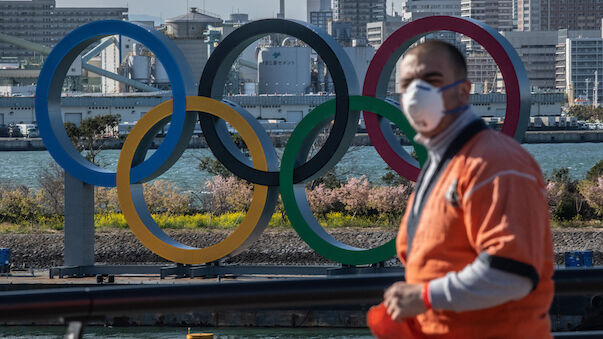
[35,16,530,265]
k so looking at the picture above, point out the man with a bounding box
[367,40,554,338]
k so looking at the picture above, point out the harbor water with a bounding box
[0,143,601,190]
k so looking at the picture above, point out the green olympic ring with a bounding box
[281,95,427,265]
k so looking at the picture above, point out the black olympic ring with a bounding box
[198,19,361,186]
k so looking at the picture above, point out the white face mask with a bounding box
[401,78,467,133]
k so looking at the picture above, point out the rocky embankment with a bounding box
[1,228,601,268]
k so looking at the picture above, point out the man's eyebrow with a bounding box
[422,71,443,78]
[401,71,443,82]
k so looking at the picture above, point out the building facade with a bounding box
[309,11,333,31]
[402,0,462,20]
[164,8,222,88]
[554,29,601,97]
[519,0,603,31]
[366,21,404,48]
[307,0,332,30]
[0,0,127,60]
[0,93,564,126]
[400,0,464,52]
[559,37,603,105]
[332,0,387,41]
[461,0,514,92]
[501,31,558,89]
[461,0,514,31]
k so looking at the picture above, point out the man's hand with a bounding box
[383,282,427,322]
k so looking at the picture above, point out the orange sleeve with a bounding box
[460,160,551,276]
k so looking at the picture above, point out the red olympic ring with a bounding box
[363,16,530,181]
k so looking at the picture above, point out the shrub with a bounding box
[546,181,564,207]
[94,180,191,216]
[95,186,119,214]
[553,193,580,221]
[143,180,192,215]
[579,176,603,216]
[550,167,571,183]
[368,184,410,216]
[0,185,42,224]
[586,160,603,182]
[337,176,372,216]
[547,167,589,220]
[204,176,253,215]
[36,161,65,215]
[306,177,411,224]
[306,183,340,216]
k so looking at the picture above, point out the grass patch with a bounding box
[0,222,38,234]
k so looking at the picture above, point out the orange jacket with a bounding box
[371,124,554,338]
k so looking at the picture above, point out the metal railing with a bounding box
[0,267,602,337]
[1,268,603,321]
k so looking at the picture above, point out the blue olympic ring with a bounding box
[35,20,197,187]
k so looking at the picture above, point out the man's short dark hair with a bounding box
[406,40,467,79]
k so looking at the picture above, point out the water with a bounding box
[0,326,373,339]
[0,143,601,190]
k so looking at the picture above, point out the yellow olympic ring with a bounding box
[117,96,277,264]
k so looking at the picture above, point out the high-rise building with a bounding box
[328,20,353,46]
[310,11,333,31]
[402,0,462,21]
[519,0,603,31]
[0,0,127,60]
[365,20,404,95]
[500,31,559,90]
[401,0,464,54]
[563,38,603,105]
[555,29,603,104]
[461,0,514,92]
[307,0,333,31]
[461,0,514,31]
[307,0,332,30]
[366,21,404,48]
[516,0,540,31]
[332,0,387,41]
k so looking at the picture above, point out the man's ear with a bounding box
[459,80,471,105]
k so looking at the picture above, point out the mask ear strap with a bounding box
[444,104,469,115]
[438,78,467,92]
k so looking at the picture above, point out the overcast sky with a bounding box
[56,0,308,23]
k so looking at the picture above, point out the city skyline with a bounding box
[55,0,396,24]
